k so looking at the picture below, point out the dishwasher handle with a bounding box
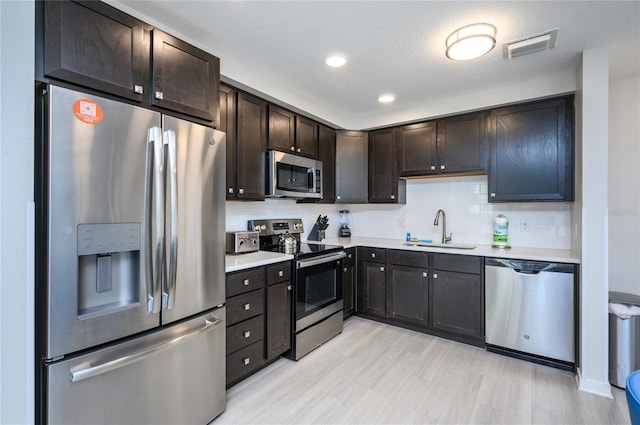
[486,258,574,274]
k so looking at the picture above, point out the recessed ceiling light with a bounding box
[378,94,395,103]
[325,54,347,68]
[445,23,497,61]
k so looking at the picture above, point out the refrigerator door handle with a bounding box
[69,315,223,383]
[146,127,165,314]
[163,129,178,309]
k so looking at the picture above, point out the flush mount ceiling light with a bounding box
[445,23,497,61]
[378,94,395,103]
[325,54,347,68]
[502,28,558,60]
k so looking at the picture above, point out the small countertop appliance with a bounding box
[339,210,351,238]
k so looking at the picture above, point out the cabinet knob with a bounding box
[348,254,352,259]
[297,148,301,153]
[433,273,438,279]
[390,195,395,200]
[134,85,143,94]
[228,187,234,194]
[243,303,251,311]
[441,165,446,170]
[423,272,428,278]
[243,357,250,366]
[278,270,284,277]
[337,195,341,200]
[243,278,250,286]
[380,266,385,272]
[430,165,436,171]
[239,188,244,194]
[371,253,376,258]
[490,193,496,197]
[287,285,292,291]
[290,146,295,151]
[155,91,164,100]
[343,267,348,272]
[243,331,251,339]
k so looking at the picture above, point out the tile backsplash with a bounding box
[226,175,573,250]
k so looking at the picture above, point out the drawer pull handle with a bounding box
[371,253,376,258]
[380,266,385,272]
[243,278,250,286]
[287,285,292,291]
[433,273,438,279]
[243,357,250,366]
[278,270,284,277]
[243,303,251,311]
[423,272,428,278]
[243,331,251,339]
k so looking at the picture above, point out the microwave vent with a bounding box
[503,28,558,60]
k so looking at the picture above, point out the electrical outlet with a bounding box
[520,220,529,232]
[397,218,406,229]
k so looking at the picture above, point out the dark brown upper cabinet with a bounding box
[43,1,149,103]
[317,125,336,203]
[488,96,574,202]
[234,92,267,201]
[151,29,220,122]
[398,121,437,177]
[40,1,220,125]
[267,105,296,154]
[295,116,319,159]
[220,85,238,200]
[368,128,406,204]
[436,112,487,174]
[336,131,368,203]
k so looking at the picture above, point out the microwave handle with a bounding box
[307,168,314,189]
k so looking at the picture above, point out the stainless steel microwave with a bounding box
[267,150,323,199]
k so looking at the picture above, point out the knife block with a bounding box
[308,224,325,241]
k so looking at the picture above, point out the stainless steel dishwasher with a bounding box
[485,258,575,370]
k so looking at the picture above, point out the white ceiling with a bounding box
[115,1,640,129]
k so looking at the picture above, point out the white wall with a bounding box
[608,75,640,295]
[0,1,35,423]
[227,176,573,249]
[576,47,612,397]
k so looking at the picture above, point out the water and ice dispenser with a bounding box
[77,223,142,319]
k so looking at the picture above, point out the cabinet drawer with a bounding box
[432,253,481,274]
[226,267,264,297]
[267,262,291,285]
[387,249,429,268]
[227,316,264,355]
[360,247,386,263]
[227,289,264,326]
[226,340,265,386]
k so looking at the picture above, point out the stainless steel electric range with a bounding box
[248,218,345,360]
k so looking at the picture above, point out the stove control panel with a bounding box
[248,218,304,236]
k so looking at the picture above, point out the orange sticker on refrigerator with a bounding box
[73,99,103,124]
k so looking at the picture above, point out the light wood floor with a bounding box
[213,317,630,424]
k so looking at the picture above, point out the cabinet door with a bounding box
[488,96,574,202]
[220,85,238,199]
[295,116,319,159]
[266,281,292,360]
[336,131,368,203]
[387,264,429,326]
[151,29,220,123]
[369,128,405,203]
[44,1,149,102]
[437,112,486,174]
[398,121,437,177]
[236,92,267,200]
[358,261,386,317]
[430,270,483,340]
[342,249,356,319]
[268,105,295,153]
[318,125,336,203]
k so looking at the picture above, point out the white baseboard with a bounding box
[576,367,614,398]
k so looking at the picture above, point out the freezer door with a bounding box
[46,308,226,424]
[45,86,162,359]
[161,115,226,324]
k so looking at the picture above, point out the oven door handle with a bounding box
[297,251,346,269]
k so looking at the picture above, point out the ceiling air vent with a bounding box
[502,28,558,60]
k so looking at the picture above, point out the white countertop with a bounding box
[225,250,294,273]
[317,236,581,264]
[226,237,580,273]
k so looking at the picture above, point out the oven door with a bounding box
[295,251,345,328]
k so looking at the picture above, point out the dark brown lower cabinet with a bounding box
[357,247,387,317]
[266,281,292,360]
[342,248,356,319]
[386,251,429,327]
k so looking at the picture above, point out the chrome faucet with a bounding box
[433,209,452,244]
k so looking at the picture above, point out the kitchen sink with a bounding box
[403,242,477,250]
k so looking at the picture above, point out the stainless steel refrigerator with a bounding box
[36,85,226,424]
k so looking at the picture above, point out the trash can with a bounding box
[609,291,640,388]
